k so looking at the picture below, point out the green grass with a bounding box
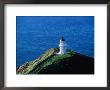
[43,54,71,67]
[17,48,76,74]
[36,54,73,73]
[17,48,59,74]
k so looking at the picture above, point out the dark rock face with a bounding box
[17,48,94,74]
[37,53,94,74]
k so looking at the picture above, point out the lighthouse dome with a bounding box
[61,37,65,41]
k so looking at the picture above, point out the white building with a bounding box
[58,37,67,54]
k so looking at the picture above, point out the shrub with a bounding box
[66,49,75,55]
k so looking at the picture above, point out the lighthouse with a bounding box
[58,37,67,54]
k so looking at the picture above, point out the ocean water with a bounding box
[16,16,94,67]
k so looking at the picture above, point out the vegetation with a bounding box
[66,49,75,55]
[17,48,59,74]
[17,48,94,74]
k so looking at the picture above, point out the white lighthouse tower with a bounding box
[58,37,67,54]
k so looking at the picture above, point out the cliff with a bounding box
[17,48,94,74]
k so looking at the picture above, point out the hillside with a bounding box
[17,48,94,74]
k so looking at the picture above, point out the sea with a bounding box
[16,16,94,67]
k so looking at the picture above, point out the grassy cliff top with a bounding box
[17,48,94,74]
